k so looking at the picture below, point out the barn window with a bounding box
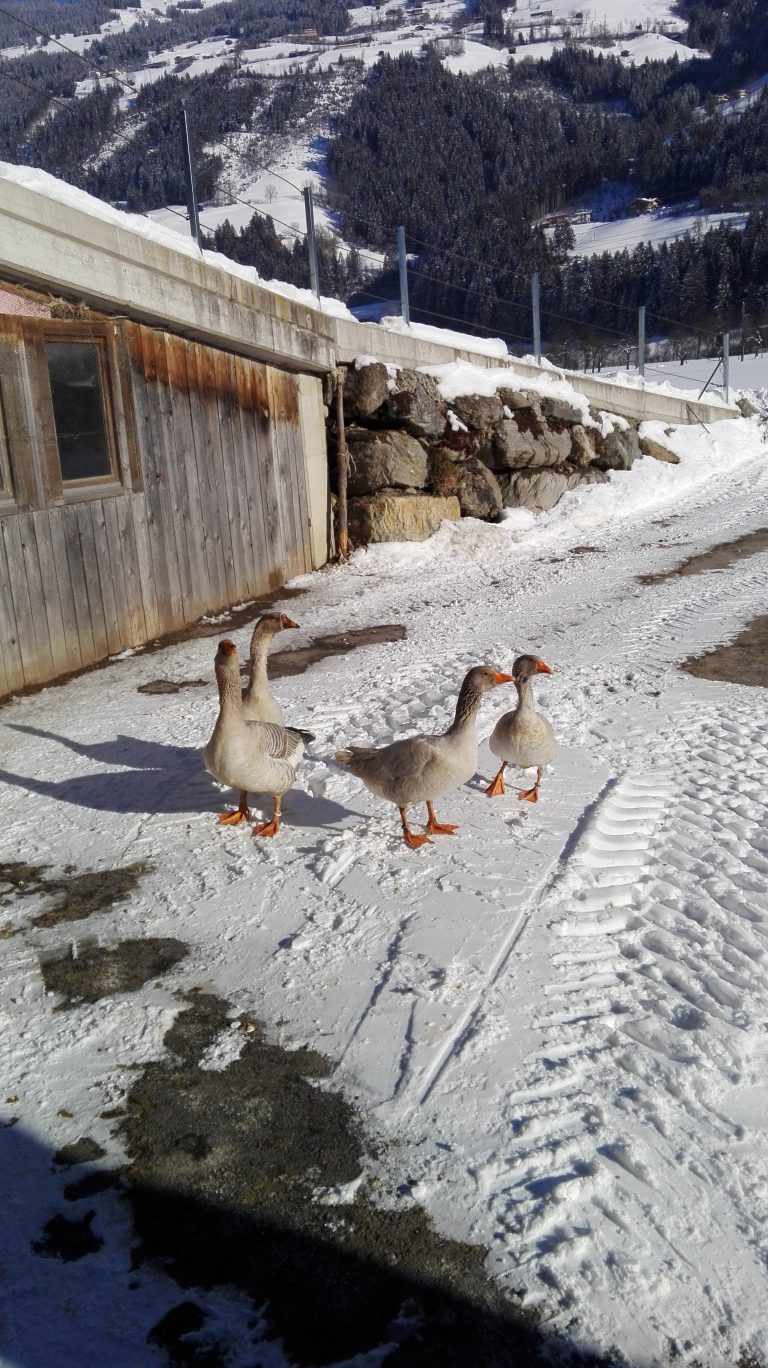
[44,341,116,484]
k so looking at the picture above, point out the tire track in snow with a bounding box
[478,707,768,1361]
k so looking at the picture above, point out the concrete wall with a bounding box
[0,175,740,429]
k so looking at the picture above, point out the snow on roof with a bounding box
[0,161,356,321]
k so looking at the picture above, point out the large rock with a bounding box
[429,453,503,520]
[348,492,461,544]
[492,418,538,468]
[570,423,601,467]
[343,362,390,421]
[499,468,571,512]
[595,425,641,471]
[498,387,536,412]
[639,433,680,464]
[492,416,571,469]
[450,392,505,431]
[383,370,445,437]
[346,429,429,495]
[539,394,585,424]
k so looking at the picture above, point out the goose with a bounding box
[485,654,555,802]
[203,639,313,837]
[242,611,299,724]
[336,665,514,849]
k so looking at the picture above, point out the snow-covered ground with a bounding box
[504,0,685,32]
[604,353,768,405]
[566,208,747,258]
[509,31,703,65]
[2,389,768,1365]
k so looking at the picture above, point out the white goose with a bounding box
[242,611,299,724]
[485,654,555,803]
[336,665,514,849]
[203,639,313,837]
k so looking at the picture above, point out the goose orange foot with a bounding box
[426,802,457,835]
[518,786,539,803]
[253,818,280,838]
[253,798,281,838]
[403,830,432,850]
[485,768,506,798]
[219,791,250,824]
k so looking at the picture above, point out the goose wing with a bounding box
[245,720,314,762]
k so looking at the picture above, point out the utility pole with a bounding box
[397,225,410,325]
[531,270,541,365]
[741,299,745,363]
[179,106,201,248]
[303,186,321,305]
[722,329,730,403]
[638,304,646,378]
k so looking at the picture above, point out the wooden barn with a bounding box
[0,276,329,700]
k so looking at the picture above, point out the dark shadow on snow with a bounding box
[1,724,355,828]
[0,990,619,1368]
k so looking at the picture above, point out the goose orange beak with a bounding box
[281,615,299,629]
[219,639,237,656]
[536,661,553,674]
[493,671,516,685]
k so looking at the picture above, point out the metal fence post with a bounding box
[638,304,646,378]
[397,225,410,325]
[531,270,541,365]
[179,107,201,247]
[722,329,730,402]
[303,186,321,304]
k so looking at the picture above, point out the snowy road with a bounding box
[1,414,768,1366]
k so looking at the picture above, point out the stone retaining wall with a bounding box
[334,362,679,544]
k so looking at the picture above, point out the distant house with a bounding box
[626,197,659,217]
[541,210,591,227]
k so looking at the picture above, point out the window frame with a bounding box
[5,317,139,509]
[43,333,121,497]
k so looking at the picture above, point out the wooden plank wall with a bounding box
[0,322,321,696]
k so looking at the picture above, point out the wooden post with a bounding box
[335,368,349,561]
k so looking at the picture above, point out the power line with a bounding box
[0,3,143,101]
[410,263,532,316]
[404,229,531,284]
[0,62,71,111]
[0,68,190,226]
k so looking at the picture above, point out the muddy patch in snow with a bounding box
[32,1210,103,1262]
[40,936,187,1007]
[681,612,768,687]
[638,525,768,585]
[118,990,575,1368]
[138,623,406,694]
[0,859,150,929]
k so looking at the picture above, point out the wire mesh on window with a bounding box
[45,342,113,482]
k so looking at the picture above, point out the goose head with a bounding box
[512,654,553,685]
[452,664,516,727]
[256,611,299,635]
[467,665,517,692]
[215,637,240,686]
